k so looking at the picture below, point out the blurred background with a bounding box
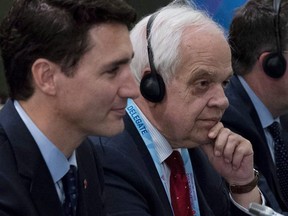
[0,0,11,103]
[0,0,246,104]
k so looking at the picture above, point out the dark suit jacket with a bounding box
[91,114,249,216]
[222,75,288,214]
[0,99,106,216]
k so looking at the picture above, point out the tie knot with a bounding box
[64,165,77,181]
[165,151,185,174]
[268,121,281,140]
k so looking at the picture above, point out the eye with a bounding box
[200,80,209,86]
[196,80,210,89]
[107,66,119,74]
[104,66,121,78]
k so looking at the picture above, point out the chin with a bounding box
[104,123,125,137]
[90,119,125,137]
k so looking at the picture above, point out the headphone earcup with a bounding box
[140,72,166,103]
[263,52,286,78]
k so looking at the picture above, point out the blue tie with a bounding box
[268,122,288,204]
[62,165,78,216]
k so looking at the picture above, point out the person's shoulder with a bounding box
[222,77,251,120]
[0,125,10,151]
[89,129,136,153]
[0,127,18,176]
[89,132,146,169]
[224,75,243,98]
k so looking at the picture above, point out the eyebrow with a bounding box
[188,69,233,84]
[102,52,134,70]
[114,53,134,66]
[110,52,134,66]
[188,69,214,82]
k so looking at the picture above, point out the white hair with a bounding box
[130,4,224,85]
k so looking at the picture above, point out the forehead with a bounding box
[88,22,131,50]
[177,25,232,80]
[78,22,133,66]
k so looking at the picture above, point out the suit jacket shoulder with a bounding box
[0,100,106,216]
[91,127,173,216]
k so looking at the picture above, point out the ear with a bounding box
[31,59,58,96]
[142,67,152,79]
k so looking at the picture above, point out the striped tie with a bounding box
[268,121,288,205]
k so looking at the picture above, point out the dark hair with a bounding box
[0,0,136,100]
[228,0,288,76]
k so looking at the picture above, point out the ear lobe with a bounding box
[142,67,152,79]
[31,59,57,95]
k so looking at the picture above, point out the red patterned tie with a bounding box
[165,151,195,216]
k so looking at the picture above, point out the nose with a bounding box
[118,66,140,99]
[208,84,229,110]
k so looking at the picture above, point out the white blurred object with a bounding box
[249,203,284,216]
[171,0,195,7]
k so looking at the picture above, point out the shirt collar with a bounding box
[135,102,180,163]
[14,100,77,183]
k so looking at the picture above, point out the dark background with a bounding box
[0,0,12,101]
[0,0,171,101]
[126,0,171,20]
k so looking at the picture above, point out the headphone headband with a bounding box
[146,13,159,75]
[262,0,286,78]
[140,12,166,103]
[274,0,282,54]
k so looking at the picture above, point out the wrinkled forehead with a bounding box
[176,26,232,81]
[181,25,230,60]
[181,24,228,53]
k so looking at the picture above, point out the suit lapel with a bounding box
[29,166,63,216]
[125,115,174,216]
[0,100,63,216]
[193,183,214,216]
[76,140,105,216]
[189,148,218,216]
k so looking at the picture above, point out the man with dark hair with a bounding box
[222,0,288,214]
[0,0,138,215]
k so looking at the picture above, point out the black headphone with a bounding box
[140,13,166,103]
[263,0,286,78]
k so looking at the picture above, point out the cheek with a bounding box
[79,79,117,102]
[175,106,209,136]
[58,83,109,115]
[94,83,119,104]
[165,111,197,136]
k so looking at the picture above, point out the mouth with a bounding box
[112,106,127,116]
[199,118,221,127]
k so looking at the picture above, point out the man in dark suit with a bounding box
[91,4,264,216]
[221,0,288,214]
[0,0,138,215]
